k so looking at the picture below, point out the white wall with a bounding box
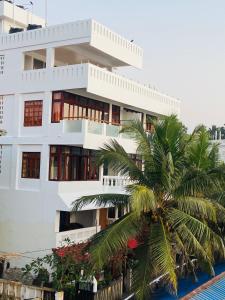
[0,95,14,136]
[0,144,12,188]
[218,141,225,162]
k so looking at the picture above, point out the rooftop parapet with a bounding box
[0,19,143,69]
[0,0,45,33]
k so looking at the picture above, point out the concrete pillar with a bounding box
[120,106,123,125]
[115,207,118,220]
[109,103,112,124]
[43,91,52,134]
[55,211,60,233]
[13,94,22,137]
[96,209,100,226]
[40,143,50,185]
[46,47,55,68]
[10,144,19,189]
[143,113,147,130]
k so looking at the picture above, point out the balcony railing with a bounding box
[1,19,142,67]
[102,176,133,187]
[56,226,101,247]
[62,119,131,139]
[19,63,180,117]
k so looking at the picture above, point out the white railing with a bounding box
[0,279,54,300]
[0,19,142,61]
[22,63,88,83]
[56,226,101,247]
[20,63,180,115]
[0,19,92,49]
[88,64,180,115]
[62,119,131,138]
[91,20,143,58]
[102,176,133,187]
[20,63,181,117]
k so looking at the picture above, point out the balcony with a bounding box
[52,119,137,153]
[56,226,101,247]
[1,19,142,68]
[18,63,180,117]
[102,176,133,187]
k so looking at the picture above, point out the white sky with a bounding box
[16,0,225,131]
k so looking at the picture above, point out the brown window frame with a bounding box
[21,152,41,179]
[146,114,157,132]
[24,100,43,127]
[49,145,99,181]
[112,105,120,125]
[51,91,109,124]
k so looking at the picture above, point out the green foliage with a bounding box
[22,243,91,292]
[71,115,225,300]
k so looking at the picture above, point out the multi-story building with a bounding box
[0,1,181,266]
[209,125,225,162]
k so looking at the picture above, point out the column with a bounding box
[109,103,112,124]
[40,143,50,188]
[120,106,123,126]
[12,94,22,137]
[43,91,52,134]
[143,113,147,131]
[10,144,19,189]
[46,47,55,68]
[96,209,100,232]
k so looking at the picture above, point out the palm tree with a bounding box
[72,116,225,299]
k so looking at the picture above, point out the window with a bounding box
[112,105,120,125]
[22,152,41,179]
[24,100,43,127]
[49,146,99,181]
[130,154,142,170]
[146,115,157,132]
[108,207,116,219]
[33,58,46,70]
[51,91,109,123]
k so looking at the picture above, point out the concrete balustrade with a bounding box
[19,63,180,116]
[56,226,101,247]
[102,176,133,187]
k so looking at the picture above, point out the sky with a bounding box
[16,0,225,131]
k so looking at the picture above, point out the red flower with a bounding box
[58,249,65,257]
[127,238,138,249]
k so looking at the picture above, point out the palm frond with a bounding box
[168,208,224,255]
[148,218,177,292]
[120,120,152,160]
[133,240,154,300]
[127,184,156,216]
[174,169,223,198]
[89,212,139,269]
[175,224,214,276]
[97,139,147,183]
[71,193,129,211]
[175,197,217,223]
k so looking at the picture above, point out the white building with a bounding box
[0,1,181,265]
[219,142,225,161]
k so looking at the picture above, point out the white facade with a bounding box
[219,141,225,162]
[213,140,225,162]
[0,1,181,266]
